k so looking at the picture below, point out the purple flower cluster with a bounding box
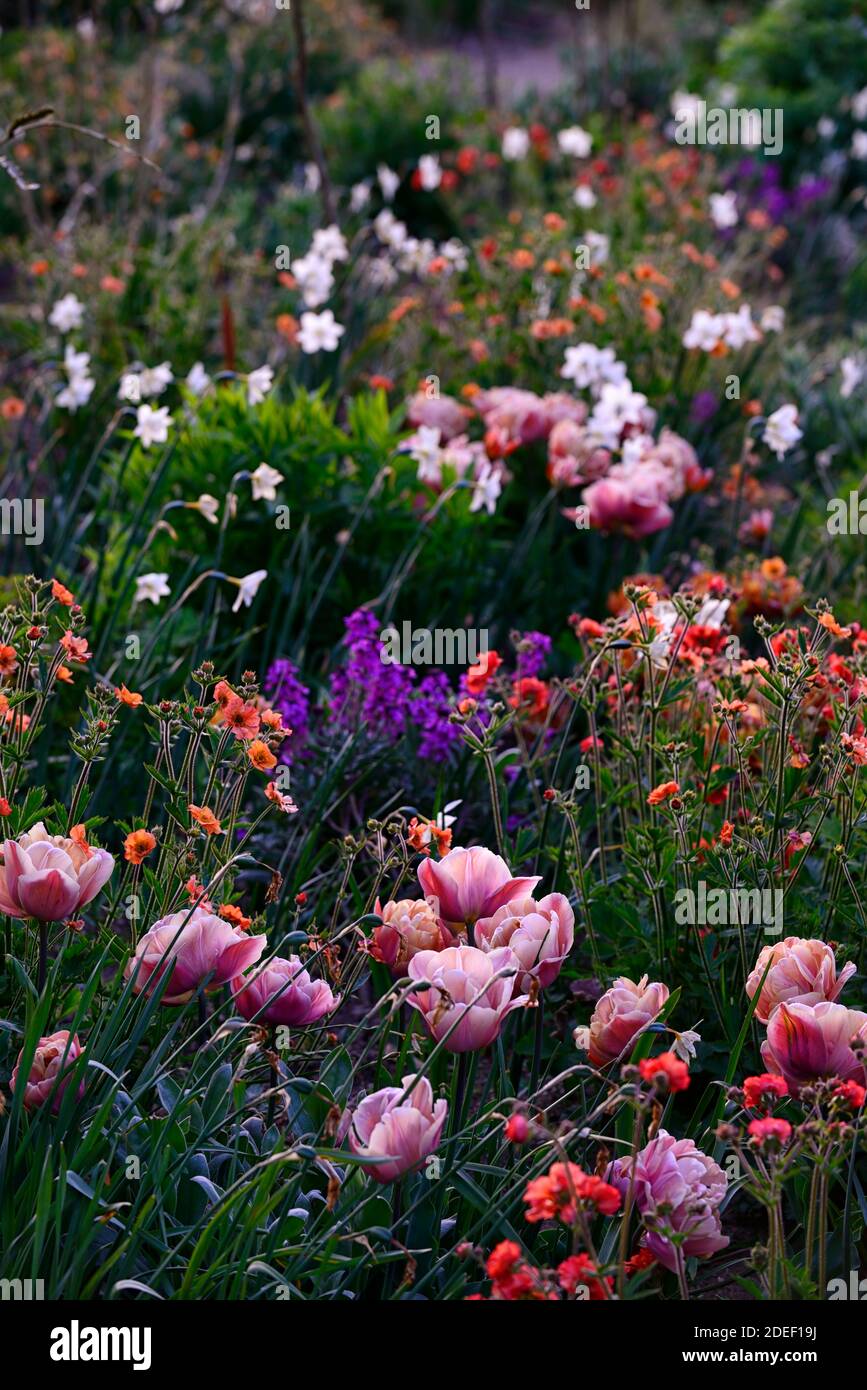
[328,610,460,761]
[514,630,552,679]
[264,658,310,765]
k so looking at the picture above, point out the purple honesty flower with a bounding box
[264,658,310,765]
[514,630,551,679]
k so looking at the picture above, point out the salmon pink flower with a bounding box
[347,1075,447,1183]
[557,1254,613,1299]
[760,1000,867,1094]
[407,943,528,1051]
[474,892,574,991]
[607,1131,728,1271]
[248,739,277,772]
[748,1117,792,1146]
[126,907,266,1005]
[639,1051,690,1092]
[10,1030,84,1112]
[524,1162,621,1224]
[416,845,540,933]
[647,780,680,806]
[370,897,452,972]
[746,936,856,1024]
[0,821,114,921]
[742,1073,788,1110]
[232,954,339,1027]
[123,829,157,864]
[575,975,670,1067]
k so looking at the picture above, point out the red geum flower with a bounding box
[524,1162,621,1224]
[748,1116,792,1147]
[557,1254,613,1299]
[638,1051,691,1092]
[834,1080,867,1109]
[742,1073,788,1111]
[647,780,680,807]
[504,1113,529,1144]
[466,649,502,695]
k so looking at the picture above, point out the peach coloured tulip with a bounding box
[474,892,574,990]
[232,954,339,1027]
[10,1030,84,1112]
[417,845,540,934]
[760,1000,867,1094]
[348,1075,447,1183]
[370,897,452,973]
[746,936,856,1024]
[0,822,114,922]
[407,943,528,1052]
[575,975,670,1067]
[126,907,266,1005]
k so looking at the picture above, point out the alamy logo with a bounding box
[0,497,44,546]
[828,1270,867,1299]
[49,1320,152,1371]
[379,622,489,668]
[0,1277,44,1299]
[674,881,783,937]
[674,100,783,157]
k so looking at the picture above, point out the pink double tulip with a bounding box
[370,897,452,973]
[126,907,266,1005]
[474,892,574,991]
[760,1000,867,1094]
[0,822,114,922]
[348,1075,448,1183]
[746,936,856,1024]
[232,954,339,1027]
[417,846,540,934]
[607,1131,728,1271]
[407,943,528,1052]
[11,1030,84,1112]
[575,975,670,1067]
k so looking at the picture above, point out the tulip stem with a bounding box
[37,918,48,993]
[267,1027,278,1128]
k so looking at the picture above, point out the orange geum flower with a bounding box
[0,645,18,676]
[56,665,74,684]
[69,824,94,859]
[60,631,92,662]
[218,903,252,931]
[265,780,298,813]
[51,579,75,605]
[223,697,261,740]
[248,739,277,772]
[647,780,680,806]
[189,804,224,835]
[1,397,25,421]
[115,684,143,707]
[124,829,157,865]
[818,611,852,639]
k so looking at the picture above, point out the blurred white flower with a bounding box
[56,347,95,412]
[683,309,726,352]
[291,252,334,308]
[246,365,274,405]
[852,85,867,122]
[139,361,173,397]
[134,572,171,605]
[311,225,349,264]
[817,116,837,139]
[230,569,268,612]
[250,462,283,501]
[561,342,627,392]
[185,362,211,396]
[133,404,172,449]
[721,304,760,350]
[841,356,864,399]
[304,162,321,192]
[377,164,400,202]
[852,130,867,160]
[709,190,738,229]
[763,404,803,459]
[297,310,345,354]
[573,185,597,209]
[192,494,220,524]
[49,294,84,333]
[587,380,650,448]
[470,460,503,515]
[760,305,785,333]
[154,0,184,11]
[501,127,530,161]
[417,154,442,191]
[584,230,610,267]
[350,181,371,213]
[558,126,592,158]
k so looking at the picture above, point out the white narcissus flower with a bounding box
[709,190,738,229]
[469,461,503,516]
[558,125,592,158]
[291,252,334,309]
[250,462,283,501]
[377,163,400,202]
[670,1028,701,1062]
[350,181,371,212]
[573,185,597,209]
[297,310,345,354]
[311,225,349,264]
[185,362,211,397]
[133,404,172,449]
[721,304,760,351]
[761,305,785,333]
[230,569,268,613]
[763,404,803,459]
[683,309,726,352]
[139,361,173,397]
[246,365,274,406]
[49,293,85,333]
[191,494,220,524]
[501,127,530,161]
[417,154,442,191]
[134,572,171,605]
[840,356,864,400]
